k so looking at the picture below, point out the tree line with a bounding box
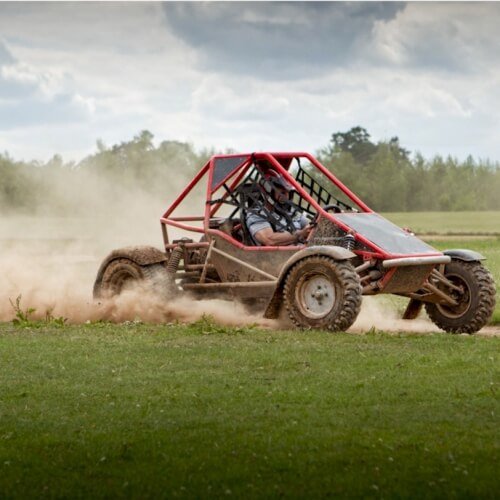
[317,126,500,212]
[0,131,213,216]
[1,127,499,214]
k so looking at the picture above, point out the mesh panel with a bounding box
[294,166,334,215]
[211,156,249,190]
[293,163,356,214]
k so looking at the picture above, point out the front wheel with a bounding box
[283,256,362,331]
[425,260,496,334]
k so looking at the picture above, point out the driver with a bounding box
[246,169,313,246]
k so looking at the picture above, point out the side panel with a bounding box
[378,265,435,294]
[209,235,295,282]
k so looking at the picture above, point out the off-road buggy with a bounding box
[93,152,496,333]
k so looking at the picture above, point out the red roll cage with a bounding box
[160,152,443,261]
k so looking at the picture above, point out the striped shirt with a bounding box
[246,209,308,242]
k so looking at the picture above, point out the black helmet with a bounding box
[260,168,294,197]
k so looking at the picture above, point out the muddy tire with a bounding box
[94,258,172,300]
[425,260,496,334]
[284,256,362,331]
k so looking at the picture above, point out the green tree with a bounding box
[329,126,377,164]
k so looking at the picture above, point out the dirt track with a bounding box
[477,326,500,337]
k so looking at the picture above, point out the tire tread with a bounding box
[425,260,496,334]
[284,256,362,331]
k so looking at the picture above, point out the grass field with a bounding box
[0,322,499,499]
[384,211,500,235]
[1,212,499,498]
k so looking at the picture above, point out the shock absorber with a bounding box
[166,245,183,278]
[342,233,356,251]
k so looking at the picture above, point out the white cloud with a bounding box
[162,2,404,78]
[0,2,499,163]
[372,2,500,72]
[191,76,290,122]
[1,61,72,101]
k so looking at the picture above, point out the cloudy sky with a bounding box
[1,1,500,162]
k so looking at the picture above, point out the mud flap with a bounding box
[403,298,423,320]
[263,285,284,319]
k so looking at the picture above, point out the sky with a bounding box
[0,1,500,163]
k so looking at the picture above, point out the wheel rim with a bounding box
[107,266,142,295]
[111,270,135,293]
[295,272,336,319]
[436,273,472,319]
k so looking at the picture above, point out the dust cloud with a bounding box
[0,233,276,327]
[0,167,277,328]
[351,296,437,334]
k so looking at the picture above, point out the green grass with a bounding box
[383,211,500,235]
[0,321,499,499]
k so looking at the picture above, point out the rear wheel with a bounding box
[425,260,496,333]
[94,258,171,300]
[284,256,362,331]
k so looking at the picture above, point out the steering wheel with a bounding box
[310,203,342,227]
[322,203,342,213]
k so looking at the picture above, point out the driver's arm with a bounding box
[254,225,312,246]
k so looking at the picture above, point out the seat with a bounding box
[209,217,245,243]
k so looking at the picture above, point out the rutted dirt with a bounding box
[476,326,500,337]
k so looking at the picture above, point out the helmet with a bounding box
[260,169,294,198]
